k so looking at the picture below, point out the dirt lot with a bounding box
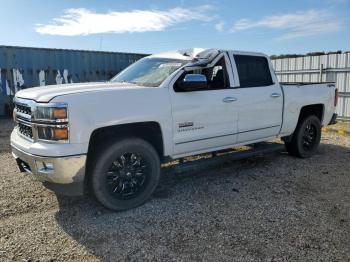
[332,121,350,131]
[0,118,349,261]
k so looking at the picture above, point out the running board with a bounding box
[162,142,285,175]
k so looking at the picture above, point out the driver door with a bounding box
[169,55,238,157]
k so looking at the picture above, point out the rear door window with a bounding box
[233,55,273,88]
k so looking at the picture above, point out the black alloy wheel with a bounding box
[302,124,318,151]
[91,138,161,211]
[284,115,321,158]
[106,152,150,200]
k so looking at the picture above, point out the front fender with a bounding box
[51,87,173,156]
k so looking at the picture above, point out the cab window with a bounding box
[234,55,273,88]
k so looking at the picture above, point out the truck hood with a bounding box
[15,82,147,102]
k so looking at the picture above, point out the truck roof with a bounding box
[149,48,267,61]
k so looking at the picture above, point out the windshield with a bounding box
[111,58,188,87]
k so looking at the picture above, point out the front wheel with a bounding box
[285,115,321,158]
[91,138,161,211]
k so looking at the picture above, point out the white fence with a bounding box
[271,52,350,121]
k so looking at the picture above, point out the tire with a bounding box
[285,115,321,158]
[90,137,161,211]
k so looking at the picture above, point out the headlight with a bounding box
[37,125,69,141]
[33,103,69,142]
[34,105,68,122]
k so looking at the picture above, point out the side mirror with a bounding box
[180,74,207,91]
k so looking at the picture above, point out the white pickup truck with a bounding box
[11,48,338,211]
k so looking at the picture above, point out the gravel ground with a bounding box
[333,121,350,131]
[0,118,349,261]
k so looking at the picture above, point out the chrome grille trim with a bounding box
[15,102,32,115]
[17,122,34,140]
[16,111,32,121]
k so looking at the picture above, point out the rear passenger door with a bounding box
[229,53,283,143]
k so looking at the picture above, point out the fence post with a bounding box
[319,63,323,82]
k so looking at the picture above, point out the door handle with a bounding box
[270,93,281,98]
[223,97,237,103]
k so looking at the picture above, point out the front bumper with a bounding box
[11,144,86,185]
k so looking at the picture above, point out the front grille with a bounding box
[18,122,33,139]
[15,100,34,140]
[15,103,32,115]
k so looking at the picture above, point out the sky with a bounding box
[0,0,349,56]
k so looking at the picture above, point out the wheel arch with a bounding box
[298,104,324,124]
[87,121,165,160]
[84,121,165,195]
[282,104,324,143]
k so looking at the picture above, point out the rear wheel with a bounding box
[285,115,321,158]
[91,138,161,211]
